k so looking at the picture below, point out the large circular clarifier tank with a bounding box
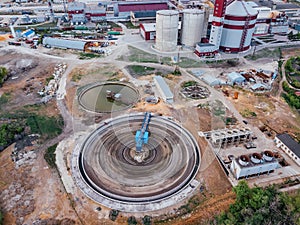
[181,9,205,47]
[73,113,200,212]
[220,0,258,53]
[155,10,179,52]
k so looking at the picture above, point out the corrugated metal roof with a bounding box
[68,2,86,11]
[201,74,220,86]
[251,83,268,90]
[43,37,86,50]
[118,3,168,12]
[154,75,173,98]
[227,72,245,82]
[276,133,300,157]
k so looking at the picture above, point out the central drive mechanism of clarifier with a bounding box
[72,113,200,212]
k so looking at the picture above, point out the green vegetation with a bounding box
[0,92,10,108]
[0,106,64,141]
[0,122,24,149]
[0,67,8,87]
[44,143,58,168]
[109,209,119,221]
[122,21,138,29]
[79,52,102,60]
[128,65,155,76]
[285,57,300,89]
[240,109,257,118]
[26,114,63,139]
[172,66,181,76]
[177,57,205,68]
[178,195,204,214]
[71,72,84,82]
[127,216,137,225]
[119,46,166,63]
[288,31,300,41]
[245,48,281,61]
[181,80,198,88]
[142,215,152,225]
[0,210,3,225]
[216,181,300,225]
[282,81,300,109]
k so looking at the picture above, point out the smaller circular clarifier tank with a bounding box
[155,10,179,52]
[181,9,205,47]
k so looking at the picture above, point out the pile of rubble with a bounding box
[38,63,67,103]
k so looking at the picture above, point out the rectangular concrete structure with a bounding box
[210,127,252,148]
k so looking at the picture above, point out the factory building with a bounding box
[153,75,174,103]
[275,133,300,166]
[68,2,86,19]
[85,6,106,22]
[140,23,156,40]
[155,10,179,52]
[117,1,169,19]
[230,151,279,179]
[42,37,87,51]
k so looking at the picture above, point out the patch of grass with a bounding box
[181,81,198,88]
[240,109,257,118]
[245,48,281,61]
[125,46,159,63]
[177,57,205,68]
[71,72,84,82]
[128,65,155,75]
[0,92,10,108]
[44,143,58,168]
[121,21,138,29]
[79,52,102,60]
[26,115,64,139]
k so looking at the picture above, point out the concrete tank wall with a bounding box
[155,10,179,52]
[181,9,205,47]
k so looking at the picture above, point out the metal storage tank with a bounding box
[155,10,179,52]
[181,9,205,47]
[219,0,258,53]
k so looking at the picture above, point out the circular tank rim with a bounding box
[182,8,205,14]
[77,81,140,114]
[156,10,179,16]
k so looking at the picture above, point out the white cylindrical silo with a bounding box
[155,10,179,52]
[220,0,258,53]
[181,9,205,47]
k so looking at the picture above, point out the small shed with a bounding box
[140,23,156,40]
[201,74,221,86]
[227,72,245,85]
[250,83,269,91]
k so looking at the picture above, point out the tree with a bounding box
[0,67,8,86]
[216,181,300,225]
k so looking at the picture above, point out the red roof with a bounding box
[118,3,168,12]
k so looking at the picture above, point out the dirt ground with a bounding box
[0,50,58,112]
[0,50,79,225]
[225,86,300,141]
